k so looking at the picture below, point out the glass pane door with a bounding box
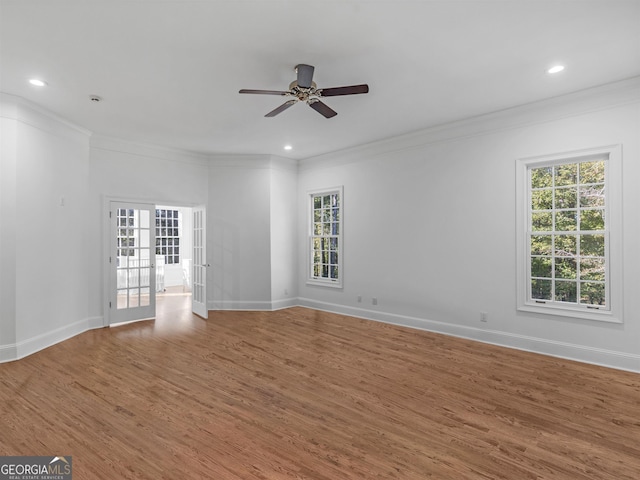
[192,206,207,318]
[110,202,156,324]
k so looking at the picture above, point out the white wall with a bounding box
[0,98,19,358]
[208,155,273,309]
[89,144,288,317]
[270,156,298,309]
[297,79,640,372]
[3,79,639,372]
[0,94,92,360]
[88,136,209,323]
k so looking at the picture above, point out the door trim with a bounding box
[108,201,156,325]
[102,197,202,326]
[192,205,208,318]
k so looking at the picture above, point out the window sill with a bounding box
[306,278,343,289]
[518,303,622,324]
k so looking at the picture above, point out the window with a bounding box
[116,209,137,259]
[155,209,181,265]
[516,146,622,323]
[308,187,343,287]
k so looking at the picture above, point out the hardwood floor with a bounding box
[1,304,639,479]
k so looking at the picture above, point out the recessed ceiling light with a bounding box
[284,145,293,151]
[28,78,47,87]
[547,65,565,74]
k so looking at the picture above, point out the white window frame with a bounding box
[116,208,137,260]
[307,186,343,288]
[516,145,622,323]
[155,208,181,265]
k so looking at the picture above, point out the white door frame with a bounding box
[103,197,204,326]
[192,205,208,318]
[108,201,156,325]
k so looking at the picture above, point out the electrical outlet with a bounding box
[480,312,488,322]
[357,295,362,303]
[372,297,378,306]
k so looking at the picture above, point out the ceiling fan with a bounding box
[239,64,369,118]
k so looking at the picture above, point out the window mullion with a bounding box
[308,188,343,287]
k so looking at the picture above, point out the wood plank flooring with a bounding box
[1,303,639,479]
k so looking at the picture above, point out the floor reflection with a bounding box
[154,288,207,334]
[110,287,207,338]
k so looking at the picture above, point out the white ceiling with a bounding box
[2,0,639,159]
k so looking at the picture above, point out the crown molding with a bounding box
[0,92,92,140]
[90,134,210,165]
[299,76,640,171]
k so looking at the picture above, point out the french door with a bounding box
[109,202,156,324]
[192,206,207,318]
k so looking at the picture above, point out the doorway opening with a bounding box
[154,205,193,317]
[110,201,203,326]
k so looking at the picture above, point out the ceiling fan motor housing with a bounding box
[239,64,369,118]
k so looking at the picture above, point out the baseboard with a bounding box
[208,300,275,311]
[88,316,105,329]
[297,297,640,374]
[0,317,105,363]
[207,298,299,311]
[4,302,637,373]
[15,318,93,360]
[0,343,17,363]
[270,298,299,310]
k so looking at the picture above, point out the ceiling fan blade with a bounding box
[296,64,315,88]
[265,99,297,117]
[239,89,288,95]
[308,99,337,118]
[319,84,369,97]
